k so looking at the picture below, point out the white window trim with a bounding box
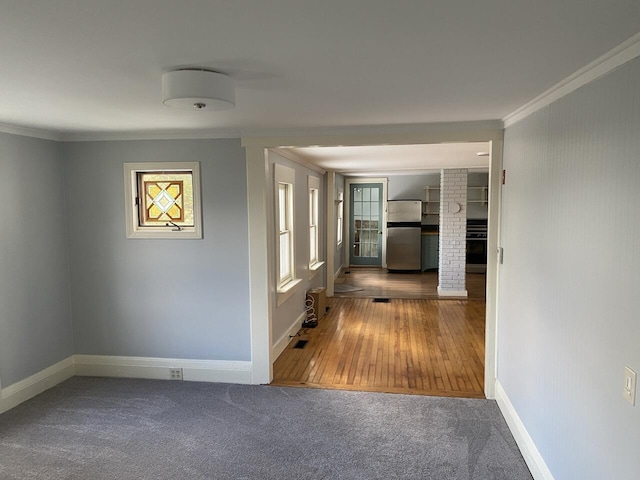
[274,164,298,305]
[124,162,202,239]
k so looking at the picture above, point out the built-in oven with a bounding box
[466,219,487,272]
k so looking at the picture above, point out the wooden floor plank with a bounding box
[272,269,486,398]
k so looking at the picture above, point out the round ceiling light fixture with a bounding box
[162,68,235,110]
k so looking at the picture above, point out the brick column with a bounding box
[438,169,468,297]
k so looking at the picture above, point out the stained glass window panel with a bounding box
[138,172,194,227]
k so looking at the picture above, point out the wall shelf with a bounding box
[423,186,440,215]
[423,185,489,214]
[467,186,488,205]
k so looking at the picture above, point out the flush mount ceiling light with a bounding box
[162,69,235,110]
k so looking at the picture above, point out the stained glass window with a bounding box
[138,172,194,227]
[124,162,202,239]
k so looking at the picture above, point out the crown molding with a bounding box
[1,120,503,144]
[0,122,61,141]
[61,129,241,142]
[503,32,640,128]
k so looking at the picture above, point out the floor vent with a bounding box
[344,271,351,274]
[293,340,309,349]
[373,298,390,303]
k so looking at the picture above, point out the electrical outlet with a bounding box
[169,368,183,380]
[623,366,636,406]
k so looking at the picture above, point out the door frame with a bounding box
[345,177,388,268]
[242,122,504,399]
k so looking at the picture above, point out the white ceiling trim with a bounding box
[61,129,242,142]
[0,122,62,141]
[503,31,640,128]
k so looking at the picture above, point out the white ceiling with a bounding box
[1,0,639,137]
[286,143,490,175]
[1,1,638,173]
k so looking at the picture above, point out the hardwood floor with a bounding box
[333,267,486,300]
[272,296,486,398]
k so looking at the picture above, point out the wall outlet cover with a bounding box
[623,366,636,406]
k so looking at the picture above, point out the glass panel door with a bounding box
[349,183,383,266]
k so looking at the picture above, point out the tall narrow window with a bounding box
[336,189,344,246]
[309,180,319,267]
[274,164,297,298]
[279,182,293,286]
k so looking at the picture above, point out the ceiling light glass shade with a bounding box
[162,69,235,110]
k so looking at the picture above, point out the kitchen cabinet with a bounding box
[421,234,439,271]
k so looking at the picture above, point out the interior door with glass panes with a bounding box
[349,183,383,266]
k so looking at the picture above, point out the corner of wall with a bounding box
[495,381,555,480]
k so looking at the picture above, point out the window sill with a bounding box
[309,261,325,280]
[277,278,302,307]
[126,228,202,240]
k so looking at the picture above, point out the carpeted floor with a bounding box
[0,377,532,479]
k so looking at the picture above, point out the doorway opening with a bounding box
[243,127,503,399]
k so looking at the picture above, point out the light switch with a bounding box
[623,366,637,406]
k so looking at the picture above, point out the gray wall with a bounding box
[268,151,325,346]
[0,132,74,387]
[387,172,439,200]
[500,57,640,479]
[62,139,251,361]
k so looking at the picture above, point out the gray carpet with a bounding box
[0,377,532,479]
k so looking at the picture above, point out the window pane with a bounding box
[139,172,194,226]
[279,184,287,231]
[353,188,362,201]
[354,202,362,215]
[362,188,370,201]
[280,231,290,281]
[363,202,371,216]
[310,225,317,263]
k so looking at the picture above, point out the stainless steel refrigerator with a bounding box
[386,200,422,271]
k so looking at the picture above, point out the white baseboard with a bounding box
[73,355,253,384]
[272,312,305,361]
[334,265,344,280]
[437,287,468,297]
[0,356,75,414]
[495,380,555,480]
[0,354,254,415]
